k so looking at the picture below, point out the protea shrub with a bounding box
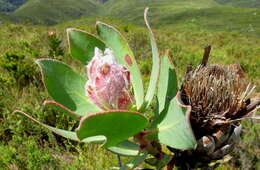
[13,8,259,169]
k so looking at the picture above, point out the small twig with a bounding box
[185,65,193,74]
[245,99,260,114]
[234,99,260,119]
[201,45,211,66]
[167,158,175,170]
[117,154,122,167]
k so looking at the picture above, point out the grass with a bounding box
[158,6,260,37]
[0,17,259,169]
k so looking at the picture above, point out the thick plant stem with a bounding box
[134,131,165,160]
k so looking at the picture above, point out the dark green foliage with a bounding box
[215,0,260,8]
[0,52,38,86]
[47,32,64,58]
[6,0,27,6]
[96,0,108,3]
[0,0,27,12]
[0,1,13,12]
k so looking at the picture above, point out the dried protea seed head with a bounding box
[85,47,133,110]
[181,63,255,137]
[170,46,260,168]
[174,62,257,168]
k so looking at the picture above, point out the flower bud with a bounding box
[85,48,133,110]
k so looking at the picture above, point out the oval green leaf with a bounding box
[108,140,140,157]
[14,110,105,143]
[76,110,148,147]
[150,92,196,150]
[67,28,106,64]
[157,54,177,114]
[36,59,101,117]
[120,150,148,170]
[96,22,144,110]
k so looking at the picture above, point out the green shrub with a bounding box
[0,52,39,87]
[47,31,64,58]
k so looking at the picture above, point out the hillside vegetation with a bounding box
[0,0,259,37]
[104,0,219,22]
[12,0,102,24]
[2,0,219,24]
[101,1,260,36]
[158,6,260,36]
[215,0,260,8]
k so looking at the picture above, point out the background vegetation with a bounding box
[0,0,259,169]
[0,0,27,12]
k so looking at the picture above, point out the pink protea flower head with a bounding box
[85,47,133,110]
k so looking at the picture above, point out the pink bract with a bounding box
[85,48,133,110]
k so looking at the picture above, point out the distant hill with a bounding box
[214,0,260,8]
[0,0,260,37]
[11,0,103,24]
[0,0,220,24]
[0,0,27,12]
[96,0,108,3]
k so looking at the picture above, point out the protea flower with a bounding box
[85,47,133,110]
[171,46,260,168]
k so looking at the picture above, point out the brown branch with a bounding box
[233,99,260,119]
[241,99,260,116]
[185,65,193,74]
[201,45,211,66]
[245,99,260,113]
[134,131,164,159]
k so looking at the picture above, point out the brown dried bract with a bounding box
[181,62,256,136]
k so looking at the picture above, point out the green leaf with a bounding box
[157,54,177,114]
[96,22,144,110]
[67,28,106,64]
[150,92,196,150]
[36,59,101,118]
[108,140,140,157]
[119,150,148,170]
[43,100,82,119]
[143,8,160,109]
[76,110,148,147]
[13,110,105,143]
[145,154,172,169]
